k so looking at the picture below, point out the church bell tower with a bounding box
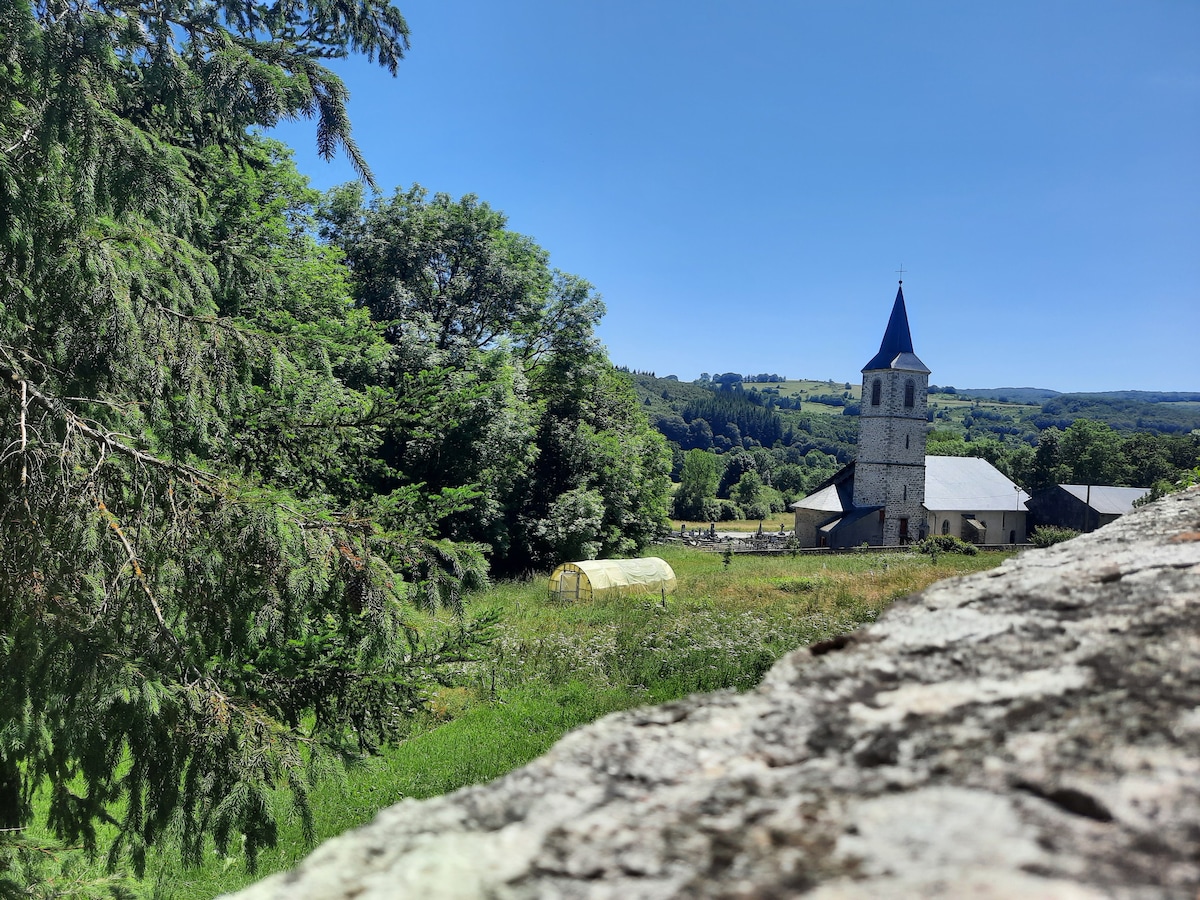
[853,283,930,545]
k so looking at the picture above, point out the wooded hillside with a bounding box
[633,373,1200,522]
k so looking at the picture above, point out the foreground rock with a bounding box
[229,489,1200,899]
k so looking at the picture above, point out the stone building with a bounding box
[1026,483,1150,534]
[791,284,1028,547]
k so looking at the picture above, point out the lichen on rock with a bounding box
[227,488,1200,900]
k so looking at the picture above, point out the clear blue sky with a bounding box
[272,1,1199,393]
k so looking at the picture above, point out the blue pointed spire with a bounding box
[862,283,930,373]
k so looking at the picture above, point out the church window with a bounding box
[905,434,910,449]
[903,485,907,502]
[941,520,950,535]
[871,379,881,406]
[904,379,915,408]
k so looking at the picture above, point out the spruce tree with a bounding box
[0,0,494,889]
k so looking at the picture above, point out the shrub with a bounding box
[915,535,978,559]
[697,498,744,522]
[1136,467,1200,507]
[714,499,744,521]
[741,500,772,520]
[1030,526,1080,548]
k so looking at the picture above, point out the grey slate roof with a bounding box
[862,284,930,374]
[819,505,882,534]
[925,456,1029,512]
[1060,484,1150,516]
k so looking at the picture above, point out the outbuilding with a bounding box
[1026,484,1150,534]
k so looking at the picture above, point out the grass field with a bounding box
[34,545,1012,899]
[746,378,860,400]
[744,379,859,417]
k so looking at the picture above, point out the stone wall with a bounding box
[228,488,1200,900]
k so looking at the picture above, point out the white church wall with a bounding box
[926,509,1027,545]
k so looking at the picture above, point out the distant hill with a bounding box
[625,371,1199,501]
[631,372,1200,444]
[945,387,1200,404]
[937,387,1060,403]
[1068,391,1200,403]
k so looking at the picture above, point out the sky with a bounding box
[271,1,1199,393]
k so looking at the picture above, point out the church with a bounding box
[791,284,1029,548]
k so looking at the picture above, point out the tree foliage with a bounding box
[672,449,720,520]
[320,184,551,358]
[0,0,538,889]
[319,190,672,576]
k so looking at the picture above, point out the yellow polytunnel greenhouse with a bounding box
[548,557,677,602]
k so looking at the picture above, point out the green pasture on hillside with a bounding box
[38,545,1012,899]
[745,378,860,399]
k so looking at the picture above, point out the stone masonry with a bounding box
[849,283,931,546]
[853,365,929,544]
[228,487,1200,900]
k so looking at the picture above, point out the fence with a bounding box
[658,534,1029,556]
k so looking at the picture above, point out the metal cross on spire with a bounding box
[895,264,906,284]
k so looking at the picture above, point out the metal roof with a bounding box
[1060,485,1150,516]
[924,456,1030,512]
[862,284,930,374]
[791,456,1029,516]
[791,482,847,512]
[790,463,855,513]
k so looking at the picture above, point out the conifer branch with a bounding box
[92,488,202,684]
[1,353,219,489]
[154,304,245,334]
[3,125,35,156]
[19,379,28,490]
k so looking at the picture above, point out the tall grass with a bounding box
[39,546,1010,898]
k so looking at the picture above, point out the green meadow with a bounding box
[34,546,1010,899]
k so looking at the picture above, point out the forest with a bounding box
[0,0,669,891]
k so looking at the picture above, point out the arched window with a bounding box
[904,379,915,408]
[871,379,881,406]
[941,519,950,535]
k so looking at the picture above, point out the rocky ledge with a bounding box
[229,489,1200,899]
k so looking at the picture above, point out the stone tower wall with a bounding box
[854,367,929,544]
